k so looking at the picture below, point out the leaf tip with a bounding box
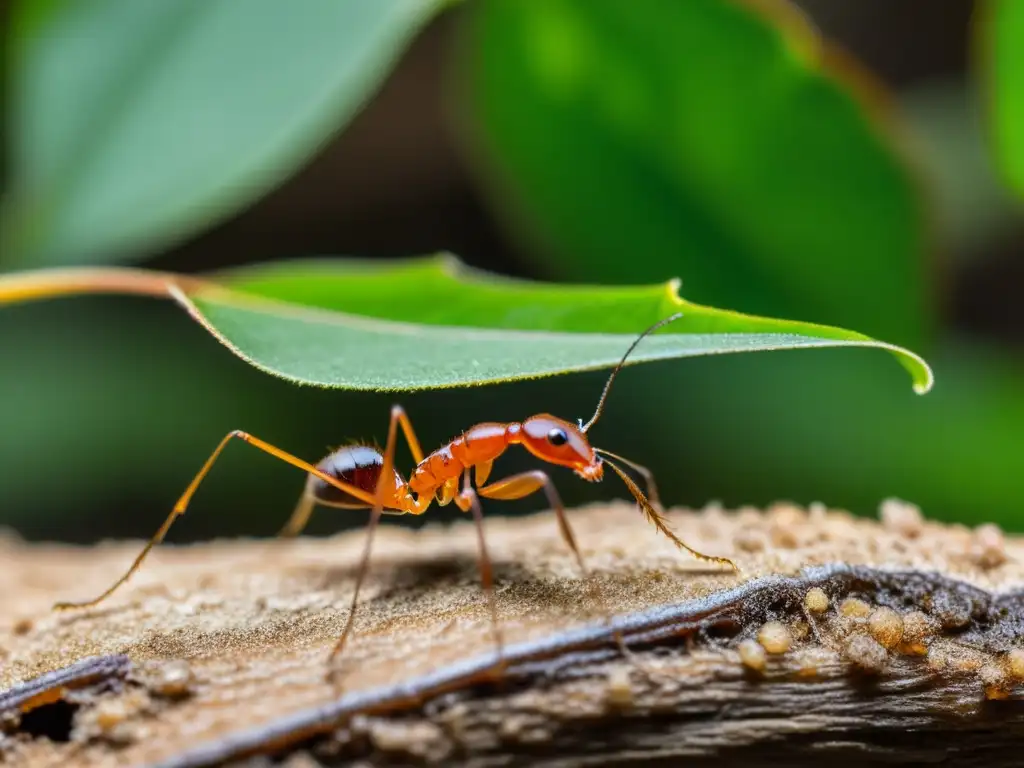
[663,277,686,309]
[888,344,934,395]
[433,251,469,275]
[913,365,935,395]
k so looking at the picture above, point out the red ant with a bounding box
[55,312,737,668]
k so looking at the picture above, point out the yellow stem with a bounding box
[0,267,206,305]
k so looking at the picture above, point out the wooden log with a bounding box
[1,500,1022,766]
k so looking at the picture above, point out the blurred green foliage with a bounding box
[0,0,1022,541]
[985,0,1024,196]
[456,0,930,347]
[454,0,1024,528]
[2,0,440,266]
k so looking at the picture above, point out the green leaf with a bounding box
[2,0,440,266]
[0,257,934,392]
[189,256,931,391]
[454,0,930,346]
[980,0,1024,196]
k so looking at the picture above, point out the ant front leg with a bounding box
[54,431,382,611]
[478,471,631,658]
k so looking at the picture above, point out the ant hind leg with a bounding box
[54,430,383,612]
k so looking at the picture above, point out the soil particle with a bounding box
[757,622,792,655]
[803,587,829,614]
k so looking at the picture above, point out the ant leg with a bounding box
[390,404,425,464]
[279,491,316,538]
[454,475,505,671]
[326,403,407,668]
[478,472,582,571]
[595,449,661,508]
[54,430,383,611]
[478,472,631,658]
[325,504,385,675]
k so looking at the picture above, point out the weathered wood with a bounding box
[0,501,1022,766]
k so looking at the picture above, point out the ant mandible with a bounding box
[55,312,737,668]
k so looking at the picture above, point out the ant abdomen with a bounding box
[308,445,402,508]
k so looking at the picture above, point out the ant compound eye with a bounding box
[547,428,569,447]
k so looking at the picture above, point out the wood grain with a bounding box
[1,500,1022,766]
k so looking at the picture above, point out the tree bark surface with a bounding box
[1,501,1022,767]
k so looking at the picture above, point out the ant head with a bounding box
[516,414,603,481]
[514,314,684,484]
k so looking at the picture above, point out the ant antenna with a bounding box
[580,311,684,433]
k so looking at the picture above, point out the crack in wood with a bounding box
[126,564,1024,768]
[0,655,132,722]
